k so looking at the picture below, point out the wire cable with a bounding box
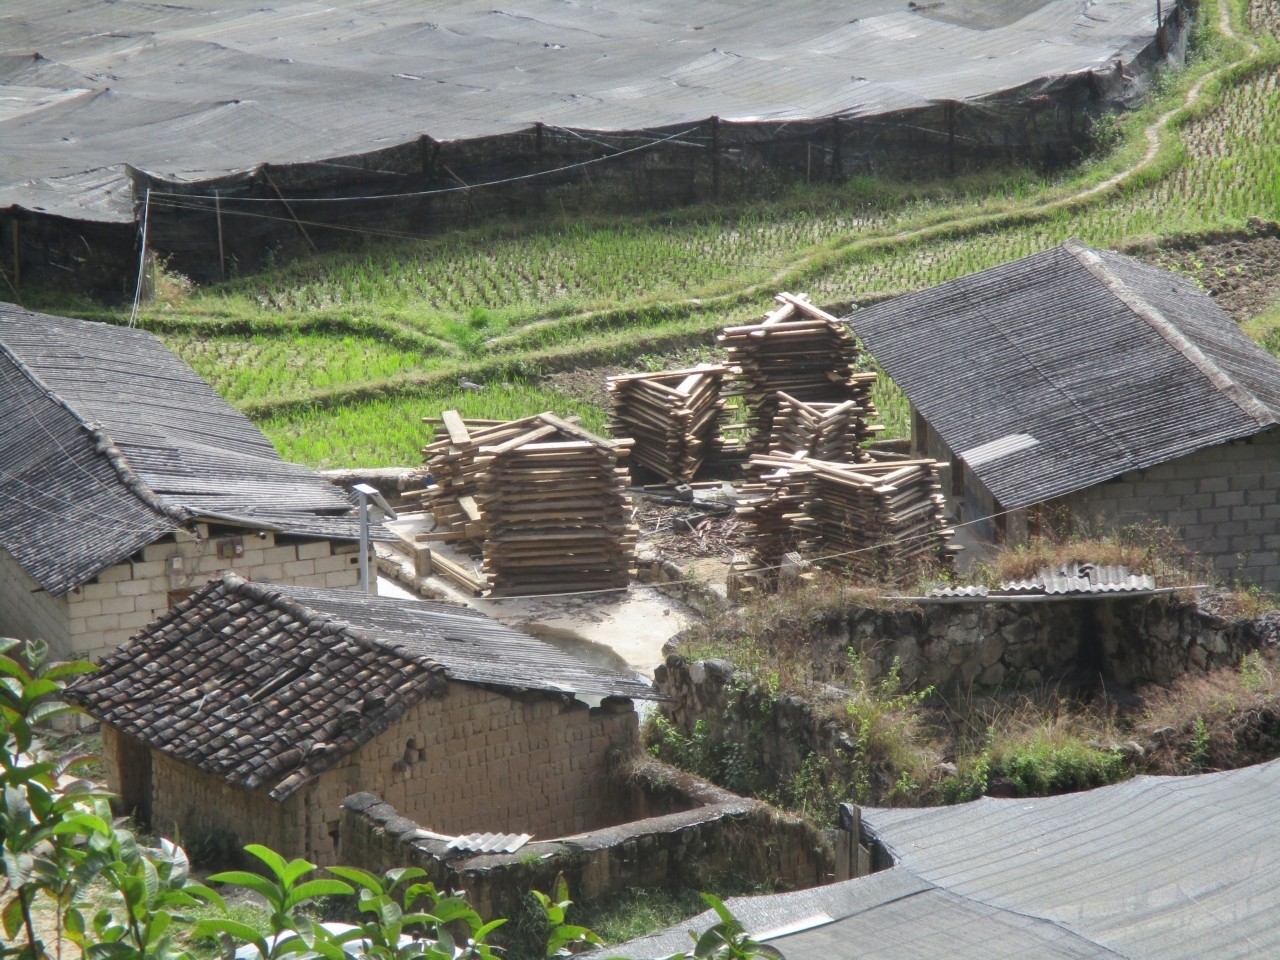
[127,188,151,328]
[144,124,704,205]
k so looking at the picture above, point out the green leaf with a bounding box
[145,909,172,944]
[244,844,291,882]
[4,849,35,887]
[326,865,383,895]
[700,894,739,931]
[2,893,26,940]
[141,855,160,903]
[52,812,113,838]
[41,660,98,681]
[284,878,354,910]
[208,870,282,902]
[28,702,79,726]
[0,654,31,682]
[194,917,269,959]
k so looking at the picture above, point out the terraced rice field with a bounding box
[51,0,1280,468]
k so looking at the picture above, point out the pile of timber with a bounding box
[737,454,956,583]
[606,365,725,482]
[767,391,880,461]
[719,292,879,456]
[418,411,635,595]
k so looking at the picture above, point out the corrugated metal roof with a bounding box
[3,0,1160,222]
[1001,562,1156,595]
[445,832,532,854]
[597,760,1280,960]
[845,242,1280,510]
[0,303,384,594]
[68,573,654,800]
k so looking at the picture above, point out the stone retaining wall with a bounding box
[656,593,1269,792]
[339,758,831,920]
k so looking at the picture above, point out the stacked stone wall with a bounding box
[657,593,1267,791]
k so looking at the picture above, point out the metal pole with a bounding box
[357,488,371,594]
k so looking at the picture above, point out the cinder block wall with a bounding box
[0,547,71,654]
[301,685,640,863]
[1059,429,1280,589]
[61,528,363,663]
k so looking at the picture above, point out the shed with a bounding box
[68,573,656,864]
[599,759,1280,959]
[845,241,1280,586]
[0,303,386,662]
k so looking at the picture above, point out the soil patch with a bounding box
[1140,221,1280,323]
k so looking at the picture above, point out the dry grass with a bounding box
[1141,649,1280,773]
[971,521,1205,588]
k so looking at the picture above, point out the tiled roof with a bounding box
[0,303,382,595]
[846,242,1280,509]
[68,574,653,798]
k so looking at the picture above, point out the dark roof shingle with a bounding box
[0,304,379,594]
[68,575,655,798]
[845,242,1280,509]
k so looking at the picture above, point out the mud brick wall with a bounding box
[105,682,641,865]
[304,686,641,863]
[10,525,363,664]
[1059,429,1280,590]
[145,742,305,856]
[339,758,832,920]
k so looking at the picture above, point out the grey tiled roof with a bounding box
[845,242,1280,509]
[0,303,380,595]
[68,574,654,799]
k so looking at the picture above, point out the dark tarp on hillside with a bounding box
[594,760,1280,960]
[1,0,1164,222]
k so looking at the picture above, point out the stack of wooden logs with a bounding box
[767,391,880,461]
[719,293,879,456]
[606,365,725,482]
[737,454,955,583]
[418,411,635,595]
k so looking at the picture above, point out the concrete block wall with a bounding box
[61,528,363,663]
[0,547,71,655]
[1059,429,1280,589]
[304,684,640,864]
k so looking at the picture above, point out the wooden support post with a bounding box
[10,220,18,288]
[946,101,957,176]
[710,115,721,200]
[214,190,226,282]
[535,121,545,165]
[830,117,842,181]
[261,167,318,255]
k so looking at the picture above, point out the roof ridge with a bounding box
[0,320,190,528]
[1064,240,1276,429]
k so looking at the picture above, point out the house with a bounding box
[0,303,385,663]
[599,759,1280,959]
[67,573,656,864]
[845,241,1280,587]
